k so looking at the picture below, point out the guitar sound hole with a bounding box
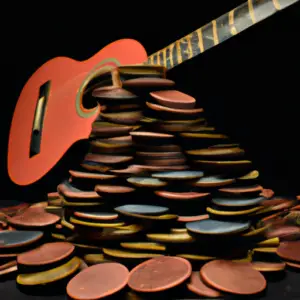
[30,81,50,157]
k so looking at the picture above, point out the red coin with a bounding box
[200,260,266,295]
[187,271,222,298]
[17,242,74,266]
[277,240,300,262]
[128,256,192,293]
[67,262,129,300]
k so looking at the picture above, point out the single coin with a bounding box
[83,254,108,265]
[186,219,250,235]
[187,271,222,298]
[192,175,235,188]
[67,262,129,300]
[73,211,119,221]
[120,242,166,251]
[128,256,192,293]
[150,90,196,109]
[115,204,169,216]
[84,153,133,165]
[151,170,204,181]
[177,214,209,223]
[69,170,117,180]
[238,170,259,181]
[186,147,244,158]
[206,206,263,216]
[266,225,300,240]
[17,242,74,266]
[92,87,137,99]
[103,248,162,259]
[133,164,189,171]
[146,101,203,115]
[57,181,101,200]
[0,260,17,271]
[146,232,195,243]
[200,260,267,295]
[286,261,300,269]
[251,262,286,272]
[276,240,300,262]
[17,256,81,286]
[257,237,280,247]
[7,207,60,228]
[127,177,168,188]
[253,247,278,253]
[0,230,43,249]
[70,217,124,228]
[177,254,215,261]
[155,190,209,201]
[100,111,143,125]
[122,77,175,87]
[91,122,137,137]
[218,185,263,195]
[0,202,29,216]
[95,185,135,194]
[212,196,264,207]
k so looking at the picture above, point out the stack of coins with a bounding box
[3,65,299,298]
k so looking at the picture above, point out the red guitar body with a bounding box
[8,39,148,186]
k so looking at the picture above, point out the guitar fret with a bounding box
[165,46,173,69]
[157,52,161,65]
[159,51,164,66]
[153,53,158,65]
[162,48,167,67]
[229,10,238,35]
[186,35,193,58]
[196,29,204,53]
[216,12,235,43]
[212,20,219,45]
[201,22,215,51]
[248,0,257,23]
[176,41,183,64]
[234,2,253,33]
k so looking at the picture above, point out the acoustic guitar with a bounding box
[8,0,299,186]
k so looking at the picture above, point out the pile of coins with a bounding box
[1,65,300,298]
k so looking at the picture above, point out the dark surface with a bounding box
[1,1,300,299]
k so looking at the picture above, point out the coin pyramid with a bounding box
[1,66,300,298]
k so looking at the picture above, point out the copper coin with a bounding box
[286,261,300,269]
[57,181,101,200]
[178,214,209,222]
[277,240,300,262]
[187,271,222,298]
[146,101,203,115]
[84,153,133,165]
[266,225,300,240]
[100,111,143,125]
[95,185,135,194]
[155,190,209,201]
[7,207,60,228]
[200,260,267,295]
[150,90,196,109]
[74,211,119,221]
[251,261,286,272]
[67,262,129,300]
[91,122,136,137]
[128,256,192,292]
[92,87,137,99]
[122,77,175,87]
[17,242,74,266]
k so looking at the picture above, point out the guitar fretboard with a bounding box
[145,0,299,70]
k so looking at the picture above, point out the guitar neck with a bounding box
[145,0,299,70]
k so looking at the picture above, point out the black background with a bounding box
[0,1,300,299]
